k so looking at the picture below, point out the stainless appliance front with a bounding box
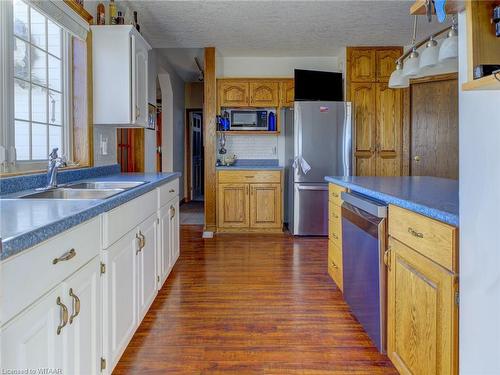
[341,192,387,353]
[230,110,268,131]
[284,101,352,235]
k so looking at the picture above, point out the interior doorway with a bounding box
[186,109,204,201]
[156,77,163,172]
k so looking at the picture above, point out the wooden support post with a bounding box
[203,47,217,232]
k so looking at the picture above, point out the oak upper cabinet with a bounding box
[217,170,282,232]
[349,48,376,82]
[250,184,282,229]
[280,79,294,107]
[375,83,402,176]
[218,183,250,228]
[387,237,458,375]
[249,81,280,107]
[347,47,403,176]
[219,80,250,107]
[92,25,152,127]
[376,49,401,82]
[351,82,376,176]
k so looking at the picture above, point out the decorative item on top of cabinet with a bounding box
[217,170,282,232]
[280,79,295,107]
[347,47,404,176]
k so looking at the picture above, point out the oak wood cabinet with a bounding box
[327,183,347,291]
[217,170,282,232]
[218,80,249,107]
[347,47,403,176]
[249,81,280,107]
[280,79,294,107]
[386,205,458,375]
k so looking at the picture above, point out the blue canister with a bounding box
[268,111,276,131]
[223,111,231,131]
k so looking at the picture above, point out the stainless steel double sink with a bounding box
[20,181,147,200]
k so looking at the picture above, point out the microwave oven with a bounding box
[230,110,268,131]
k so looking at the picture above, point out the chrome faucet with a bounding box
[46,148,67,189]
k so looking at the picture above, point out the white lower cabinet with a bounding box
[157,198,180,289]
[1,257,101,374]
[137,214,158,321]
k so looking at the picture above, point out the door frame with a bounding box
[402,73,458,176]
[185,108,203,202]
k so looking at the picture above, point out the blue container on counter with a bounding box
[268,111,276,131]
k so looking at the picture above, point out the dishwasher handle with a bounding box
[341,192,387,218]
[296,184,328,191]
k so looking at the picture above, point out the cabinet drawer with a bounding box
[2,217,100,324]
[102,190,157,248]
[329,205,342,249]
[158,178,179,208]
[329,183,346,206]
[328,241,343,291]
[218,170,281,184]
[388,205,458,272]
[329,201,342,225]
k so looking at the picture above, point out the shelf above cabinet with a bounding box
[462,74,500,90]
[217,131,280,136]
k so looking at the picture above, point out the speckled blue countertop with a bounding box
[324,176,459,226]
[1,169,181,261]
[216,159,283,171]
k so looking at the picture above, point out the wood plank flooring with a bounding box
[113,226,397,374]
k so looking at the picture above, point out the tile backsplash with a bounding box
[217,135,279,159]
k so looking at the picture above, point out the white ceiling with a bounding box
[129,0,450,56]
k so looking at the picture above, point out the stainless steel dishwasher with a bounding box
[341,191,387,353]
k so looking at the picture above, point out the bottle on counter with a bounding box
[134,11,140,32]
[96,3,105,25]
[116,11,124,25]
[109,0,117,25]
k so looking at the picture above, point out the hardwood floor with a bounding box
[113,226,397,374]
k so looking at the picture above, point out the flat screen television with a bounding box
[294,69,343,101]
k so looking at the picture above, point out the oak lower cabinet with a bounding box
[1,257,101,374]
[102,213,157,372]
[387,205,458,375]
[328,183,346,291]
[217,170,282,232]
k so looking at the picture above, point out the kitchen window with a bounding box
[1,0,90,174]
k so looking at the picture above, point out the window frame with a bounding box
[1,0,73,173]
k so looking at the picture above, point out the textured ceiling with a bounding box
[127,0,450,56]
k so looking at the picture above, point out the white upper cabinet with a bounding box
[91,25,151,127]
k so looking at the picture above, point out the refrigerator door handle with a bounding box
[296,184,328,191]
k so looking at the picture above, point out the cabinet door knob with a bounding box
[56,297,69,335]
[69,288,80,324]
[53,248,76,265]
[414,155,421,162]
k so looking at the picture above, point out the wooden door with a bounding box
[217,183,249,228]
[375,83,402,176]
[218,81,249,107]
[410,78,459,179]
[137,215,158,321]
[158,205,172,288]
[64,257,101,375]
[351,82,376,176]
[1,285,65,371]
[280,79,294,107]
[249,81,279,107]
[376,49,401,82]
[102,230,138,371]
[387,237,458,375]
[250,184,281,228]
[349,48,376,82]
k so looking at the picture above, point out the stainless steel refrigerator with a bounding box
[284,101,353,236]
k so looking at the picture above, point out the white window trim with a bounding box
[1,0,73,173]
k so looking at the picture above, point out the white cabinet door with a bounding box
[63,257,101,375]
[102,230,138,371]
[137,214,158,321]
[1,285,67,371]
[158,205,172,288]
[132,34,148,127]
[170,200,180,266]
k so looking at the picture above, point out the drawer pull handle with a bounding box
[332,213,339,219]
[136,232,143,254]
[383,248,392,271]
[140,232,146,248]
[69,288,80,324]
[245,176,254,178]
[331,260,338,269]
[170,206,176,220]
[332,233,339,240]
[332,192,339,198]
[53,248,76,265]
[408,227,424,238]
[56,297,69,335]
[169,189,175,193]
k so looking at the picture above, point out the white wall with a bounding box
[219,56,340,77]
[458,11,500,374]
